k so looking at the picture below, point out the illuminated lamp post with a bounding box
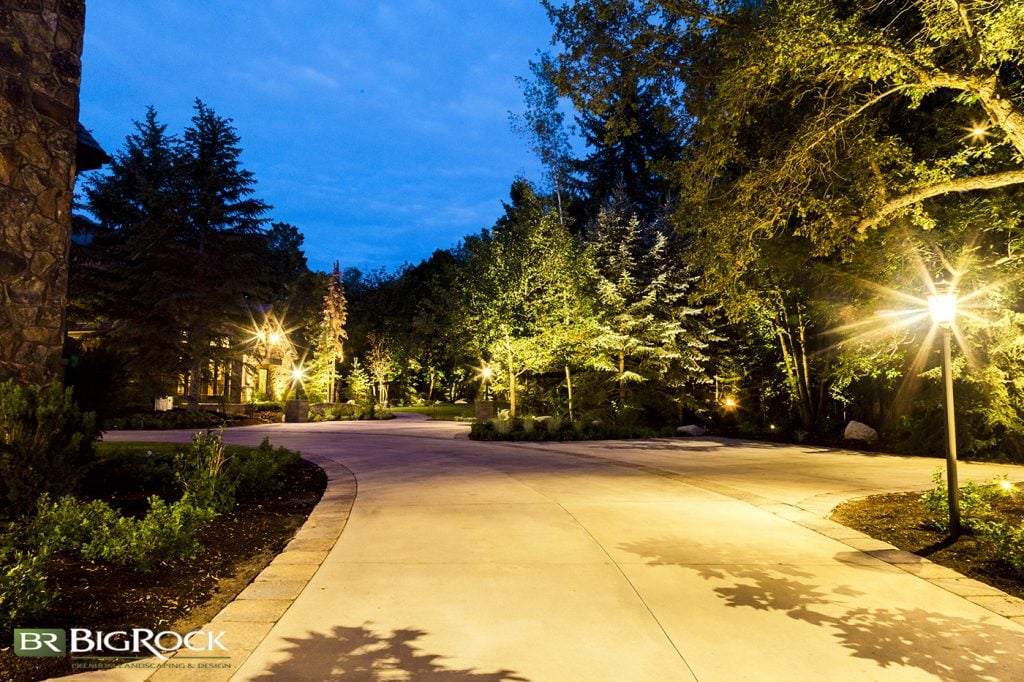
[928,285,961,537]
[482,366,493,401]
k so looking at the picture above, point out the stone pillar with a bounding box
[0,1,85,386]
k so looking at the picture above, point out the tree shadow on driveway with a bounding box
[249,624,529,681]
[621,536,1024,679]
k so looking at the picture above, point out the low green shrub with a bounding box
[81,494,214,571]
[104,409,228,430]
[0,547,54,631]
[919,468,1005,533]
[246,401,283,415]
[227,437,300,498]
[0,380,98,516]
[26,493,215,573]
[309,403,366,421]
[986,520,1024,576]
[469,415,676,441]
[27,494,120,556]
[175,431,234,512]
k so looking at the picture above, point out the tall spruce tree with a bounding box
[80,102,271,409]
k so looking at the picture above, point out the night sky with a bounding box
[76,1,556,273]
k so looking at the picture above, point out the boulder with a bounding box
[844,420,878,443]
[677,424,705,437]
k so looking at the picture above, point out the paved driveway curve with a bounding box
[101,415,1024,681]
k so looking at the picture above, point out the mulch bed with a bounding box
[0,458,326,682]
[830,489,1024,601]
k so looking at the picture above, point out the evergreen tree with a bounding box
[178,100,271,409]
[79,102,272,409]
[78,108,189,401]
[308,262,348,403]
[587,199,708,410]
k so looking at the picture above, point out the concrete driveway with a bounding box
[97,414,1024,681]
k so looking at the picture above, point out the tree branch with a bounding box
[857,169,1024,232]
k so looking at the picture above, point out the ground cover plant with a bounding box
[0,433,323,681]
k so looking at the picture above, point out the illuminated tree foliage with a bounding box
[307,261,348,403]
[539,0,1024,441]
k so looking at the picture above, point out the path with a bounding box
[93,415,1024,681]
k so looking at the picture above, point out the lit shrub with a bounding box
[174,431,234,512]
[0,547,54,631]
[920,468,1004,533]
[0,380,97,516]
[226,437,300,498]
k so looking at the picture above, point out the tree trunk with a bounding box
[564,364,574,422]
[187,356,203,412]
[507,345,517,418]
[618,351,626,404]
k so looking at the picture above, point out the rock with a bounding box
[677,424,705,437]
[844,420,878,443]
[454,399,468,404]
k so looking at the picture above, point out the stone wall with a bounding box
[0,0,85,385]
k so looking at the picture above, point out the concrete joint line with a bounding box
[521,442,1024,626]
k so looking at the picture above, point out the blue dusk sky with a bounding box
[77,1,559,274]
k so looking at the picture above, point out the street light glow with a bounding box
[928,292,958,326]
[482,367,493,380]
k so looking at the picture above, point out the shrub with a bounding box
[27,493,215,573]
[920,468,1005,533]
[0,380,97,516]
[27,494,120,556]
[226,437,300,498]
[174,431,234,512]
[81,494,215,571]
[0,547,54,631]
[987,520,1024,576]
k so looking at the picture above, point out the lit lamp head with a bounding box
[927,288,958,326]
[291,367,304,381]
[482,367,493,380]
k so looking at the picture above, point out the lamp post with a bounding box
[482,366,493,401]
[928,286,961,537]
